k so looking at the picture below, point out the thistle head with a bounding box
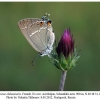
[56,29,74,59]
[51,28,80,71]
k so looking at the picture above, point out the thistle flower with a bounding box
[56,29,74,58]
[51,28,80,71]
[49,28,80,91]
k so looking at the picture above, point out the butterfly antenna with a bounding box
[42,13,50,20]
[31,53,40,66]
[45,13,50,17]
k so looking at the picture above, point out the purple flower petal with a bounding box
[56,28,74,58]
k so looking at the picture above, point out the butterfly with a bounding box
[18,13,55,57]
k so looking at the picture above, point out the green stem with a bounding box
[59,70,67,91]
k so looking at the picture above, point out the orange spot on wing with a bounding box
[47,21,51,26]
[47,22,51,26]
[39,22,44,26]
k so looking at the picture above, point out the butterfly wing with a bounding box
[18,18,55,54]
[18,18,43,52]
[46,26,55,49]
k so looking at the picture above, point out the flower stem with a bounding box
[59,70,67,91]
